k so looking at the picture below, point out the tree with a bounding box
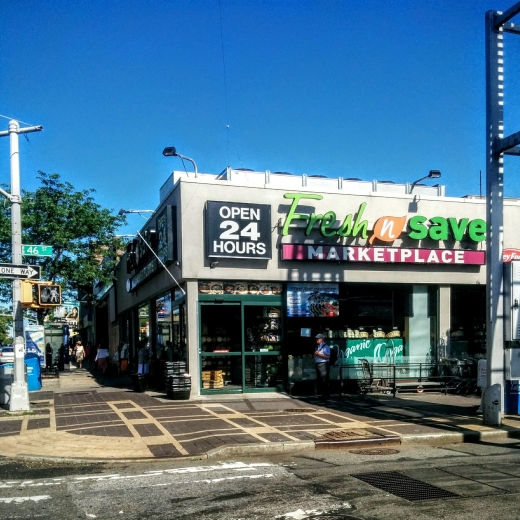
[0,171,127,312]
[0,310,12,344]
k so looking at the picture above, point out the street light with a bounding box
[118,209,154,219]
[162,146,198,177]
[409,170,442,193]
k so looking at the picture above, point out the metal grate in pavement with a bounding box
[284,408,316,413]
[351,471,459,501]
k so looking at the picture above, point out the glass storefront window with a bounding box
[450,286,486,359]
[200,304,241,353]
[156,293,172,358]
[202,355,242,391]
[138,302,149,345]
[245,355,282,389]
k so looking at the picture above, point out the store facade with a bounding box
[113,169,520,397]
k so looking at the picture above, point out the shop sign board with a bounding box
[504,248,520,262]
[206,201,272,259]
[282,244,485,265]
[281,193,487,244]
[287,283,339,317]
[199,281,282,295]
[156,205,177,264]
[335,338,404,365]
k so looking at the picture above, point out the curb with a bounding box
[206,441,315,458]
[401,428,520,446]
[2,428,518,464]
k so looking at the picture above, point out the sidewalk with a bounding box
[0,368,519,461]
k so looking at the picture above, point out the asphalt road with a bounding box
[2,440,520,519]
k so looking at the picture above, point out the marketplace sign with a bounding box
[281,193,487,244]
[281,244,486,265]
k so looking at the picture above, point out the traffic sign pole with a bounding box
[0,120,43,412]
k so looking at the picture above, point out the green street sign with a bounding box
[22,244,53,257]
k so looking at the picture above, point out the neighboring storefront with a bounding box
[113,169,520,397]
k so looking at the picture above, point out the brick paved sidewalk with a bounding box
[0,368,517,460]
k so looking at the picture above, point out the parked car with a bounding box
[0,346,14,364]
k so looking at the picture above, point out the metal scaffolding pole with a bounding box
[484,2,520,425]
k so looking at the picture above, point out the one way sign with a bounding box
[0,263,41,280]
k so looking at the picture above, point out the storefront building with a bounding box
[113,168,520,397]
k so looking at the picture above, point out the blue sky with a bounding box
[1,0,520,236]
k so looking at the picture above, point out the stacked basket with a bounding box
[164,361,191,400]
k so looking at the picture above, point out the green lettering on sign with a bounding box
[281,193,487,243]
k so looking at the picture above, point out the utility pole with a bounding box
[0,120,43,411]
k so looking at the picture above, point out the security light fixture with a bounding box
[162,146,198,177]
[409,170,442,193]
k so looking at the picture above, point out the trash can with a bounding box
[0,363,14,405]
[25,353,42,392]
[505,380,520,414]
[131,373,146,392]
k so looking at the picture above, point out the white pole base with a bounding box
[9,381,30,412]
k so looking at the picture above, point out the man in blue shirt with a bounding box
[314,333,330,399]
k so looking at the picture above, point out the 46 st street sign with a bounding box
[0,263,41,280]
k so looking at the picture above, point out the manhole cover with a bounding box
[349,448,400,455]
[285,408,316,413]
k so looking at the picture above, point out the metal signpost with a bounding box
[0,120,43,411]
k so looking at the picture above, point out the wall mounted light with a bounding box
[210,261,219,269]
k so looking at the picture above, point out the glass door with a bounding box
[243,304,282,391]
[200,303,242,393]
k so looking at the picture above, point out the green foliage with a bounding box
[0,171,127,303]
[0,311,11,344]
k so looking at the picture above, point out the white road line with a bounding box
[0,495,51,504]
[0,462,276,487]
[149,473,276,487]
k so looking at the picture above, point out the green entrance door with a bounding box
[199,302,283,394]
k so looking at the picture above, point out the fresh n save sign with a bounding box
[281,193,486,244]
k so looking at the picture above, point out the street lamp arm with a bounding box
[0,187,21,203]
[0,125,43,137]
[176,153,198,176]
[409,175,429,193]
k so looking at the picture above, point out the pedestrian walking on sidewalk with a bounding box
[314,333,330,399]
[95,344,110,374]
[137,342,151,375]
[75,341,85,369]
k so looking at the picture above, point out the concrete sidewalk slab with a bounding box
[0,368,519,461]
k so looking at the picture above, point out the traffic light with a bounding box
[20,280,36,307]
[20,281,62,309]
[37,284,61,306]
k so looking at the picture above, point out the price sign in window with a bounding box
[206,201,272,259]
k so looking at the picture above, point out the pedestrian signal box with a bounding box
[37,284,61,306]
[21,281,62,308]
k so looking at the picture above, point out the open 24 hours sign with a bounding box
[206,201,272,259]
